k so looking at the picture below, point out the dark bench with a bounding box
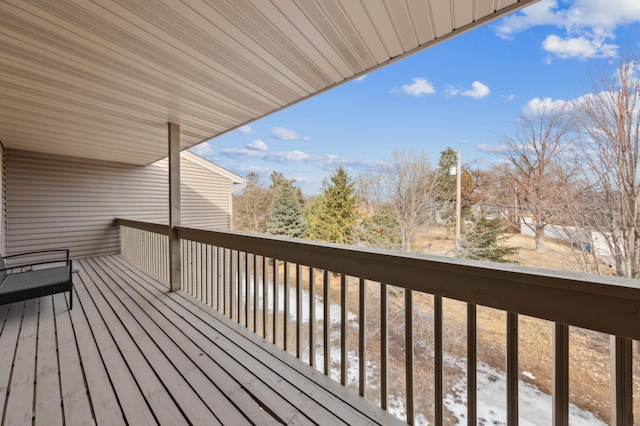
[0,249,74,309]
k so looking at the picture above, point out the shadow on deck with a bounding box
[0,255,401,425]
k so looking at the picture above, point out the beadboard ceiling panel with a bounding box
[0,0,537,165]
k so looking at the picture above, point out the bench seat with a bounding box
[0,250,73,309]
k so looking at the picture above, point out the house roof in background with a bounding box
[181,151,244,185]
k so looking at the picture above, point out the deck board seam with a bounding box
[101,255,333,425]
[80,258,187,424]
[67,278,126,425]
[1,302,25,425]
[83,256,230,425]
[75,263,160,425]
[108,255,398,425]
[91,255,287,425]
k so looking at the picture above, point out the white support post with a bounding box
[169,122,181,292]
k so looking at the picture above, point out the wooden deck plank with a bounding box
[79,261,187,425]
[74,269,156,425]
[89,256,275,425]
[54,292,94,426]
[107,255,401,425]
[0,255,404,426]
[0,303,24,423]
[4,299,38,426]
[81,257,227,426]
[102,256,321,425]
[67,281,124,425]
[34,296,63,426]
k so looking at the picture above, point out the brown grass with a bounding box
[264,228,634,422]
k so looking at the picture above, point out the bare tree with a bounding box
[379,150,444,252]
[233,172,271,233]
[502,103,574,252]
[570,54,640,278]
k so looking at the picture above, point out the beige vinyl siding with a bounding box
[179,159,233,230]
[0,142,6,257]
[7,149,235,259]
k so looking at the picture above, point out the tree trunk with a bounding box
[535,218,545,253]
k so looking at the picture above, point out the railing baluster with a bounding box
[467,303,477,426]
[309,267,316,368]
[218,247,224,312]
[341,274,348,386]
[230,250,236,321]
[253,253,258,333]
[435,295,443,425]
[273,259,278,346]
[381,282,388,411]
[553,323,569,426]
[359,278,366,397]
[611,336,633,426]
[507,312,519,425]
[222,248,227,316]
[245,252,249,328]
[263,256,268,339]
[198,242,203,301]
[324,269,330,376]
[284,261,290,352]
[296,264,302,359]
[406,289,414,425]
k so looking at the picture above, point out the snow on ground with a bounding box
[443,360,606,426]
[247,275,606,425]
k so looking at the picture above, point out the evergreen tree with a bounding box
[355,204,401,249]
[308,166,358,244]
[455,216,516,263]
[266,179,307,238]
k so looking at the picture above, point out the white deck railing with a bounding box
[117,218,638,425]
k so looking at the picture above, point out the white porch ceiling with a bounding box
[0,0,537,165]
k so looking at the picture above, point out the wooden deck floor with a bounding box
[0,255,401,425]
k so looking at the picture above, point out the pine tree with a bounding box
[266,179,307,238]
[308,166,358,244]
[455,216,516,263]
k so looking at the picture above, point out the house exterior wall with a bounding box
[6,149,236,259]
[0,143,6,257]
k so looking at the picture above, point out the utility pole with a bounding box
[449,150,462,246]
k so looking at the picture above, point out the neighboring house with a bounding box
[5,148,243,259]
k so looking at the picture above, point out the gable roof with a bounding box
[182,151,244,185]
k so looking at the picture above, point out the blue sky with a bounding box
[191,0,640,195]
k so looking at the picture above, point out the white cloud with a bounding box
[476,144,510,154]
[354,74,368,82]
[461,81,491,99]
[542,34,617,60]
[220,146,377,171]
[222,148,267,158]
[397,77,436,96]
[446,81,490,100]
[445,85,460,97]
[189,143,215,158]
[522,97,570,118]
[271,126,310,141]
[277,151,311,162]
[494,0,640,60]
[237,125,255,134]
[247,139,267,151]
[501,94,516,102]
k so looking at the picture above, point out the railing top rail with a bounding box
[119,220,640,340]
[116,218,170,236]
